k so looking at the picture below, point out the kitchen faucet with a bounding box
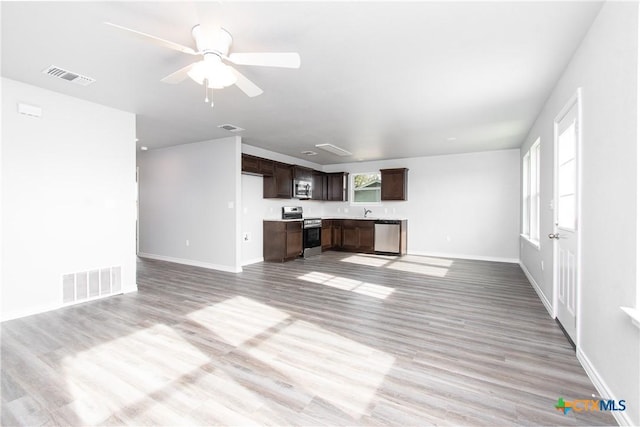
[364,208,372,218]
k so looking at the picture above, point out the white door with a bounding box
[552,92,581,344]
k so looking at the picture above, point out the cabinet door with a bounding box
[263,221,286,261]
[264,162,293,199]
[259,158,274,176]
[359,221,375,252]
[286,222,302,258]
[341,220,358,250]
[312,172,328,200]
[293,166,313,182]
[275,163,293,198]
[381,168,408,201]
[332,223,343,248]
[321,221,332,249]
[242,154,260,174]
[327,173,348,201]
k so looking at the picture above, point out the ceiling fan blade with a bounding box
[227,52,301,69]
[230,68,263,97]
[161,63,196,84]
[104,22,197,55]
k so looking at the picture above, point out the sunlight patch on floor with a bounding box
[298,272,395,299]
[245,320,395,418]
[340,254,392,267]
[187,296,290,346]
[61,324,211,424]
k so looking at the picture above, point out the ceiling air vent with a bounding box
[315,143,352,157]
[43,65,95,86]
[217,124,244,132]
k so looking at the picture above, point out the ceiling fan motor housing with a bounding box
[191,24,233,56]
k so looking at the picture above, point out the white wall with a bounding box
[520,2,639,425]
[1,78,137,321]
[138,136,242,272]
[323,149,520,262]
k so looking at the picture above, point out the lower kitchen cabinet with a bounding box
[263,220,302,262]
[321,220,332,250]
[340,219,375,253]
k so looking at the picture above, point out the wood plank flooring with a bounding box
[1,252,616,426]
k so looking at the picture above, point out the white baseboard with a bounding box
[577,348,633,426]
[138,252,242,273]
[0,286,135,323]
[407,250,519,264]
[242,257,264,266]
[519,261,553,318]
[1,301,62,323]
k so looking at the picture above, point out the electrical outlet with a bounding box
[186,239,190,247]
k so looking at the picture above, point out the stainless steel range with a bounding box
[282,206,322,258]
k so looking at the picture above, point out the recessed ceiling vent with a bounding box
[315,143,352,157]
[42,65,95,86]
[217,124,244,132]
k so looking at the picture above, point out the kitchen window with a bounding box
[351,172,381,204]
[522,139,540,245]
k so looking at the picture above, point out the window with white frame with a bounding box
[522,139,540,244]
[351,172,381,204]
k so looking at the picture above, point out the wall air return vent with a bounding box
[43,65,96,86]
[315,143,352,157]
[62,266,122,305]
[218,124,244,132]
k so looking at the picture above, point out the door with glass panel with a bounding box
[551,92,581,344]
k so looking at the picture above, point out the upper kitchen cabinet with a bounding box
[381,168,408,201]
[292,166,313,182]
[327,172,349,201]
[241,153,274,176]
[312,171,328,201]
[264,162,293,198]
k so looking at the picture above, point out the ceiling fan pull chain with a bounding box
[210,87,214,108]
[204,78,209,103]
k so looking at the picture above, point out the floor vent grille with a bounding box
[62,266,122,304]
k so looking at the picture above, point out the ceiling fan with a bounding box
[105,21,301,103]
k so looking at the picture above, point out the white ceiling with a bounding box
[1,1,602,164]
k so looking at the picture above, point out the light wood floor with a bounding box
[1,252,615,426]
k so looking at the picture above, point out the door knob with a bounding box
[548,233,560,239]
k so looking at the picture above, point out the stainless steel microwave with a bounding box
[293,180,312,199]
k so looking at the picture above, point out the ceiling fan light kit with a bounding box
[187,54,237,88]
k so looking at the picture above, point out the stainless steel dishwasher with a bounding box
[374,220,401,254]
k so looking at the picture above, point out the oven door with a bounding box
[303,226,322,257]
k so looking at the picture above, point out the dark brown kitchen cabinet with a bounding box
[312,171,328,201]
[264,162,293,198]
[339,220,375,253]
[292,166,313,182]
[381,168,408,201]
[263,220,302,262]
[241,154,274,176]
[321,220,332,250]
[331,221,343,248]
[327,172,348,201]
